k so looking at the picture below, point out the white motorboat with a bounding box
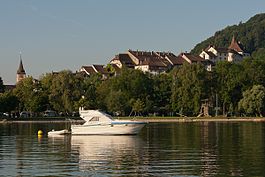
[48,129,70,136]
[48,108,147,136]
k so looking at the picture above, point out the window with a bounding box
[90,117,99,121]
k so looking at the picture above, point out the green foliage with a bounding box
[97,68,154,115]
[3,54,265,117]
[105,64,116,75]
[214,61,245,115]
[252,48,265,61]
[106,90,128,116]
[238,85,265,116]
[14,77,48,112]
[191,13,265,55]
[240,58,265,87]
[0,91,19,113]
[41,70,83,113]
[130,98,145,116]
[80,74,102,109]
[171,63,211,116]
[152,73,172,113]
[0,77,4,93]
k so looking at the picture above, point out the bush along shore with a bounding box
[0,116,85,123]
[117,116,265,123]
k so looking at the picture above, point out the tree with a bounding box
[97,68,153,116]
[80,74,102,109]
[171,63,211,116]
[152,73,172,115]
[240,58,265,88]
[238,85,265,116]
[252,48,265,61]
[0,91,19,113]
[130,98,145,116]
[0,77,4,93]
[41,70,83,113]
[215,61,244,115]
[14,77,48,113]
[106,90,128,116]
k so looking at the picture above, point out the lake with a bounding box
[0,122,265,176]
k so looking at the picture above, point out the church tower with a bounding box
[16,53,26,83]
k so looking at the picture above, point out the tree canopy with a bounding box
[1,59,265,117]
[239,85,265,117]
[0,77,4,93]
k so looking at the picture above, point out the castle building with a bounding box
[199,36,250,63]
[16,54,26,83]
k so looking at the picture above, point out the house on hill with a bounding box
[110,50,170,74]
[109,49,213,73]
[79,65,110,79]
[128,50,169,74]
[110,53,135,69]
[200,36,250,63]
[177,53,213,71]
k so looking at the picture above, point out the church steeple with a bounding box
[16,53,26,83]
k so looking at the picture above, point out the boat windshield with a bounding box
[89,117,99,122]
[99,111,114,120]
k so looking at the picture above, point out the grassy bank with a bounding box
[0,116,85,123]
[116,116,265,122]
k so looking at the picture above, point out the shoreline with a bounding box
[1,117,265,124]
[117,117,265,123]
[0,117,85,124]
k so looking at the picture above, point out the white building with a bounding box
[200,36,250,63]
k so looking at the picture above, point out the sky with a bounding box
[0,0,264,84]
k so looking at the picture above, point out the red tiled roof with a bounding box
[229,36,243,53]
[205,51,216,58]
[166,54,185,65]
[111,54,135,67]
[182,53,205,62]
[215,48,228,53]
[156,51,189,66]
[82,66,97,75]
[93,65,109,74]
[129,50,168,67]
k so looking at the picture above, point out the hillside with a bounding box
[191,13,265,57]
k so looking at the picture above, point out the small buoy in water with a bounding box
[38,130,43,136]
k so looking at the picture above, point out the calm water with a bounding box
[0,122,265,176]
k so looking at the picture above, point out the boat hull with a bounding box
[48,129,70,136]
[71,123,146,135]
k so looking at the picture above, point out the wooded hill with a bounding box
[191,13,265,60]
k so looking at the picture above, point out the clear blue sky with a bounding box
[0,0,264,84]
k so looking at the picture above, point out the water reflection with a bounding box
[73,136,143,170]
[48,135,146,176]
[1,122,265,176]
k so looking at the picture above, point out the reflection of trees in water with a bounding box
[142,122,265,176]
[1,122,265,176]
